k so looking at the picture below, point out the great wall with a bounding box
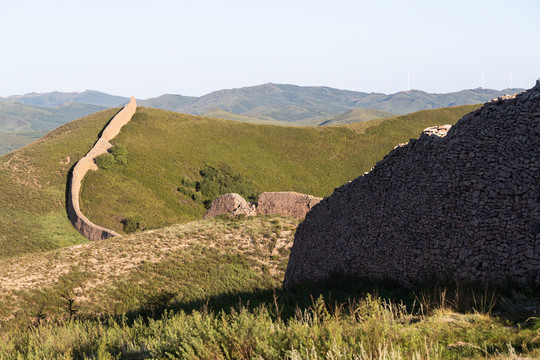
[67,97,137,241]
[284,80,540,288]
[67,96,320,240]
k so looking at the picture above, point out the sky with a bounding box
[0,0,539,99]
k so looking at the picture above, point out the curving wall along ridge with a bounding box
[67,97,137,241]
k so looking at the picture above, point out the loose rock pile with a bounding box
[284,81,540,288]
[203,193,257,219]
[204,192,322,219]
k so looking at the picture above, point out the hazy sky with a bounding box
[1,0,538,98]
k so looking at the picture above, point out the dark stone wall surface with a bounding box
[284,82,540,288]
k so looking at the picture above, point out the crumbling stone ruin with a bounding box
[67,97,137,241]
[203,193,257,218]
[204,192,322,219]
[284,81,540,288]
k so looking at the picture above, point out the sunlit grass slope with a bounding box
[0,108,120,259]
[81,105,479,234]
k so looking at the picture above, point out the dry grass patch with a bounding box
[0,215,300,323]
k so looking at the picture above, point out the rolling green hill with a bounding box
[319,108,395,126]
[1,90,128,108]
[200,107,282,124]
[0,100,107,156]
[0,108,120,258]
[80,105,479,235]
[200,108,334,126]
[0,130,47,156]
[0,104,477,259]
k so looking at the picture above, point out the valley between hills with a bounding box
[0,90,538,358]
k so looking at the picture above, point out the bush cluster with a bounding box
[95,144,128,170]
[196,164,258,208]
[122,216,146,233]
[177,164,258,208]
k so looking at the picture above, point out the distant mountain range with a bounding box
[0,100,107,155]
[2,90,129,108]
[139,83,525,120]
[0,84,525,155]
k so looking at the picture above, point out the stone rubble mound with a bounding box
[203,193,257,219]
[204,192,322,219]
[283,81,540,288]
[257,192,322,218]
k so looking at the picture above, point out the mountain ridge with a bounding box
[0,84,525,155]
[1,90,129,108]
[0,100,108,155]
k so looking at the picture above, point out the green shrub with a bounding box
[110,144,128,165]
[177,186,193,197]
[110,144,128,157]
[95,153,115,170]
[115,154,127,165]
[122,216,146,233]
[191,192,203,202]
[181,177,196,188]
[196,163,258,204]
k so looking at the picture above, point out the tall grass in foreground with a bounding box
[0,292,538,359]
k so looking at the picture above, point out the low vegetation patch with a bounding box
[196,163,258,207]
[95,152,115,170]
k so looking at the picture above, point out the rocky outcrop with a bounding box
[203,193,257,218]
[67,97,137,241]
[257,192,322,218]
[204,192,322,219]
[284,81,540,289]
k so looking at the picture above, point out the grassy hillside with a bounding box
[0,130,47,155]
[0,100,106,132]
[0,108,120,258]
[201,108,329,126]
[0,100,108,156]
[319,108,395,126]
[137,93,198,111]
[0,103,477,259]
[0,215,537,359]
[201,107,282,124]
[80,105,479,234]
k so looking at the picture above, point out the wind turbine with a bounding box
[481,72,485,90]
[407,73,410,91]
[509,72,512,89]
